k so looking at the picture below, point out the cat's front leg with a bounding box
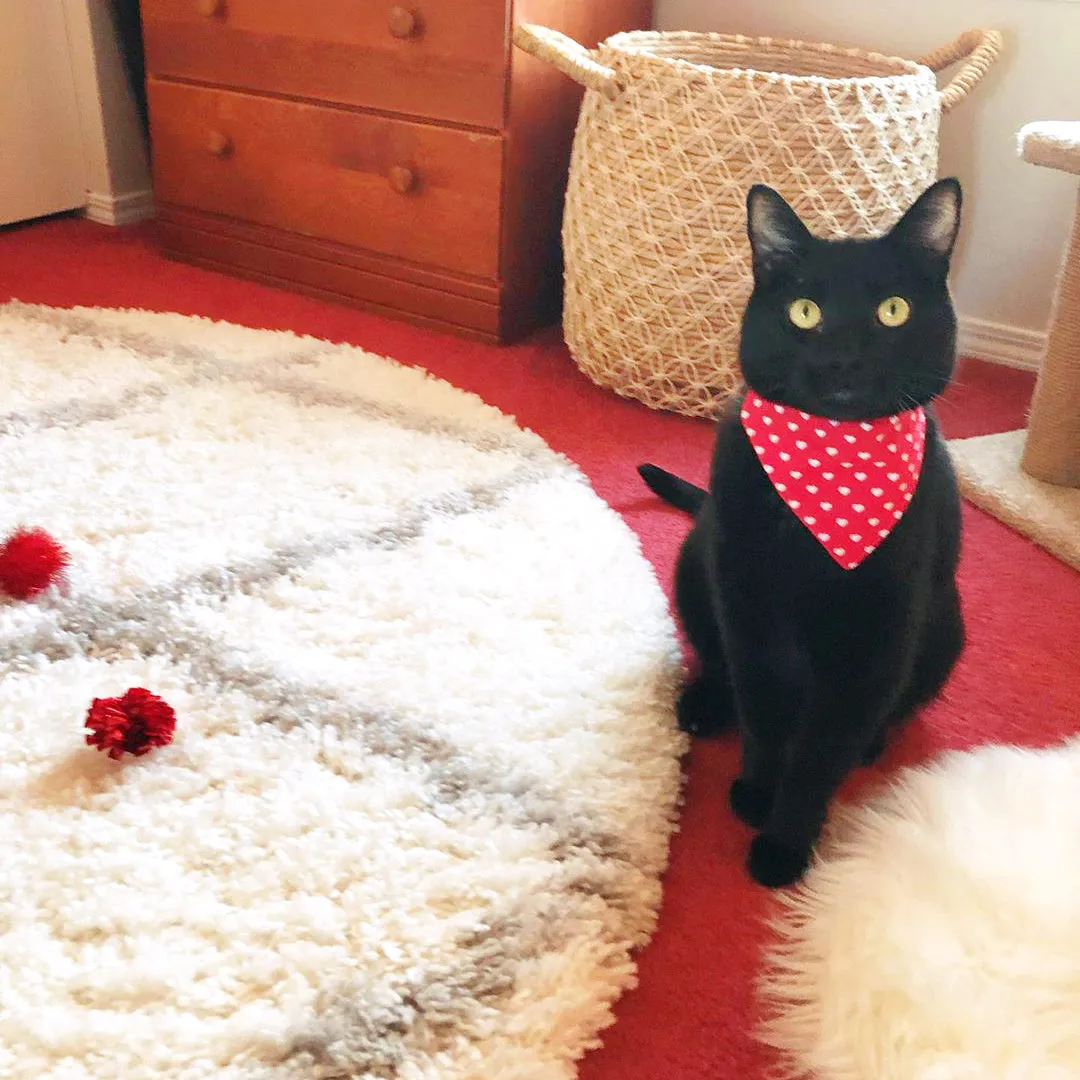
[729,728,786,828]
[860,725,889,766]
[714,594,804,829]
[748,715,882,888]
[722,642,800,828]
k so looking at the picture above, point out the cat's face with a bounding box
[738,179,962,421]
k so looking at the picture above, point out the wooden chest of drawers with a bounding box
[140,0,653,342]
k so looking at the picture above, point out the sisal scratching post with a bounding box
[1019,122,1080,488]
[947,122,1080,569]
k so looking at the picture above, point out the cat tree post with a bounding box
[1019,122,1080,488]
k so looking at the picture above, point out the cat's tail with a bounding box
[637,464,707,515]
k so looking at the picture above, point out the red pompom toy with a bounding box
[0,526,70,600]
[85,688,177,760]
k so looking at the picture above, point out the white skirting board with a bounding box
[957,315,1047,372]
[34,228,1053,375]
[83,188,155,226]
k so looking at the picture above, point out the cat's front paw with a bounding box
[676,678,733,737]
[747,835,812,889]
[861,727,889,766]
[729,777,772,829]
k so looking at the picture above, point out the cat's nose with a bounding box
[822,355,861,375]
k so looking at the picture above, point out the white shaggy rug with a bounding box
[759,737,1080,1080]
[0,303,687,1080]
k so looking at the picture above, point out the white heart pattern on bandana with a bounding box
[741,392,927,570]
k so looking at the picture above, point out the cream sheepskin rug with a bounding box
[759,737,1080,1080]
[0,302,687,1080]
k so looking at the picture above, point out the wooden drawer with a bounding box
[157,210,503,338]
[147,78,503,280]
[141,0,508,130]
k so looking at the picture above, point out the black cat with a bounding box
[639,179,965,888]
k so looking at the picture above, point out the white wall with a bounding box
[0,0,87,224]
[62,0,152,224]
[656,0,1080,355]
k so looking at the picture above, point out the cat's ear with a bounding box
[890,178,962,273]
[746,185,812,282]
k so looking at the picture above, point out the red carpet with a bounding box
[4,215,1079,1078]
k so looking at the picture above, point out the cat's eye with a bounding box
[788,298,822,330]
[877,296,911,327]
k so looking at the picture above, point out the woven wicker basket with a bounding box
[514,27,1002,418]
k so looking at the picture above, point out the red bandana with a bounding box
[740,392,927,570]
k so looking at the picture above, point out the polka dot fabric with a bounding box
[740,392,928,570]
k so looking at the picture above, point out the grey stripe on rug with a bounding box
[0,303,687,1080]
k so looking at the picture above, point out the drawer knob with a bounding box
[195,0,225,16]
[207,131,233,157]
[388,166,417,194]
[387,6,420,39]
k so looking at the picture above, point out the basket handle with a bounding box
[919,29,1003,113]
[513,23,622,100]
